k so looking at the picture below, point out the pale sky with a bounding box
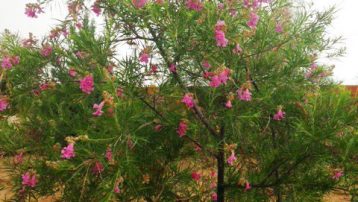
[0,0,357,84]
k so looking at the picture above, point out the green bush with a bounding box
[0,0,357,201]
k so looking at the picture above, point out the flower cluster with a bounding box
[214,20,229,47]
[25,3,44,18]
[80,75,94,94]
[1,55,20,69]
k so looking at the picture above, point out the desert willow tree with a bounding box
[0,0,357,201]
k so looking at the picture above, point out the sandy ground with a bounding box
[0,159,351,202]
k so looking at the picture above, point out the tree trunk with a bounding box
[217,125,225,202]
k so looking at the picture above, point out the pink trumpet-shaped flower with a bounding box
[237,88,252,101]
[40,45,53,57]
[210,76,221,88]
[22,172,37,188]
[211,192,218,201]
[181,93,195,109]
[202,60,211,69]
[0,98,9,112]
[80,75,94,94]
[132,0,148,8]
[227,151,237,166]
[139,52,149,64]
[232,44,243,54]
[332,170,344,180]
[177,120,188,137]
[247,12,260,29]
[186,0,203,11]
[93,101,105,117]
[14,152,24,165]
[25,3,44,18]
[68,68,77,77]
[92,161,104,175]
[91,3,101,16]
[225,100,232,109]
[105,147,113,162]
[191,171,201,181]
[1,56,13,69]
[275,23,283,33]
[244,181,251,191]
[169,64,177,73]
[273,108,285,121]
[61,143,75,159]
[215,30,228,47]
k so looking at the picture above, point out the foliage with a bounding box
[0,0,357,201]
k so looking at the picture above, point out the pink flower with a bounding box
[305,63,318,78]
[332,170,344,180]
[1,56,12,69]
[80,75,94,94]
[177,120,188,137]
[25,3,43,18]
[275,23,283,33]
[181,93,195,109]
[39,83,49,91]
[0,98,9,112]
[203,71,214,79]
[132,0,148,8]
[247,12,260,29]
[232,44,243,54]
[62,29,69,37]
[215,20,226,31]
[22,172,37,188]
[75,22,83,29]
[194,145,202,152]
[218,68,230,84]
[14,152,24,165]
[237,88,252,101]
[209,69,230,88]
[75,51,86,59]
[244,181,251,191]
[211,192,218,201]
[114,186,121,193]
[154,124,162,132]
[92,161,104,175]
[150,65,158,74]
[139,52,149,64]
[105,147,113,162]
[61,143,75,159]
[191,171,201,181]
[227,151,237,166]
[93,101,105,117]
[11,56,20,65]
[68,68,77,77]
[218,3,225,10]
[107,64,114,74]
[210,182,217,189]
[210,171,217,178]
[244,0,260,9]
[273,108,285,121]
[202,60,211,69]
[215,30,228,47]
[33,89,41,96]
[22,37,36,47]
[40,45,53,57]
[117,87,124,97]
[169,64,177,73]
[91,3,101,16]
[186,0,203,11]
[225,100,232,109]
[210,76,221,88]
